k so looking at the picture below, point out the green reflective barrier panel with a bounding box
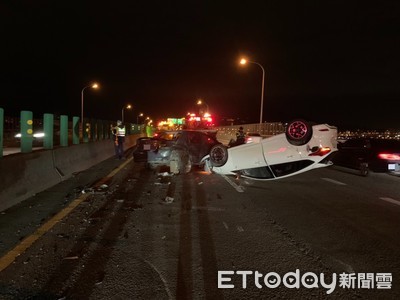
[60,115,68,147]
[43,113,54,149]
[72,116,79,144]
[21,111,33,153]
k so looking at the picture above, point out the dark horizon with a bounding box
[1,1,399,131]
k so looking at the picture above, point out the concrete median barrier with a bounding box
[0,150,59,212]
[0,134,142,212]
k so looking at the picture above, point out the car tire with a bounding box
[209,144,228,167]
[359,162,369,176]
[285,119,313,146]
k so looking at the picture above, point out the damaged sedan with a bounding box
[203,119,338,180]
[147,130,221,173]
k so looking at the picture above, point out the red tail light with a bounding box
[378,153,400,160]
[309,147,331,156]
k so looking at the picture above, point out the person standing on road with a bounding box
[113,120,126,159]
[236,126,245,145]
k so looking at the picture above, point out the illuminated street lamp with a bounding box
[196,99,209,114]
[121,104,132,123]
[137,112,144,124]
[240,58,265,124]
[81,82,99,133]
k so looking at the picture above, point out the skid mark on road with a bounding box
[221,175,244,192]
[321,177,347,186]
[380,197,400,207]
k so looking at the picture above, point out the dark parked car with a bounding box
[132,137,154,162]
[147,130,221,174]
[132,131,179,162]
[332,138,400,176]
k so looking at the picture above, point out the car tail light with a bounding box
[308,147,331,156]
[378,153,400,160]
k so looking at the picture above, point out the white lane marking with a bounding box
[237,226,244,232]
[143,259,173,300]
[321,177,347,186]
[221,175,244,192]
[380,197,400,206]
[223,222,229,231]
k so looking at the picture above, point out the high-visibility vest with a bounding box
[116,126,126,137]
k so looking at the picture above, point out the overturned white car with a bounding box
[202,119,338,180]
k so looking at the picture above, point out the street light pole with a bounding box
[81,83,99,136]
[196,99,209,114]
[137,112,143,124]
[240,59,265,124]
[121,104,132,123]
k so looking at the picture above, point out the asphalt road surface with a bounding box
[0,150,399,299]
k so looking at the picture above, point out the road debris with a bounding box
[158,172,172,177]
[164,197,174,204]
[81,188,94,194]
[63,256,79,260]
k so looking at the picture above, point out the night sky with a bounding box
[1,1,399,130]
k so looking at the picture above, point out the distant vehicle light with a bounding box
[33,132,45,138]
[14,132,45,138]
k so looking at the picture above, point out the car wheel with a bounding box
[359,162,369,176]
[209,144,228,167]
[285,119,313,146]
